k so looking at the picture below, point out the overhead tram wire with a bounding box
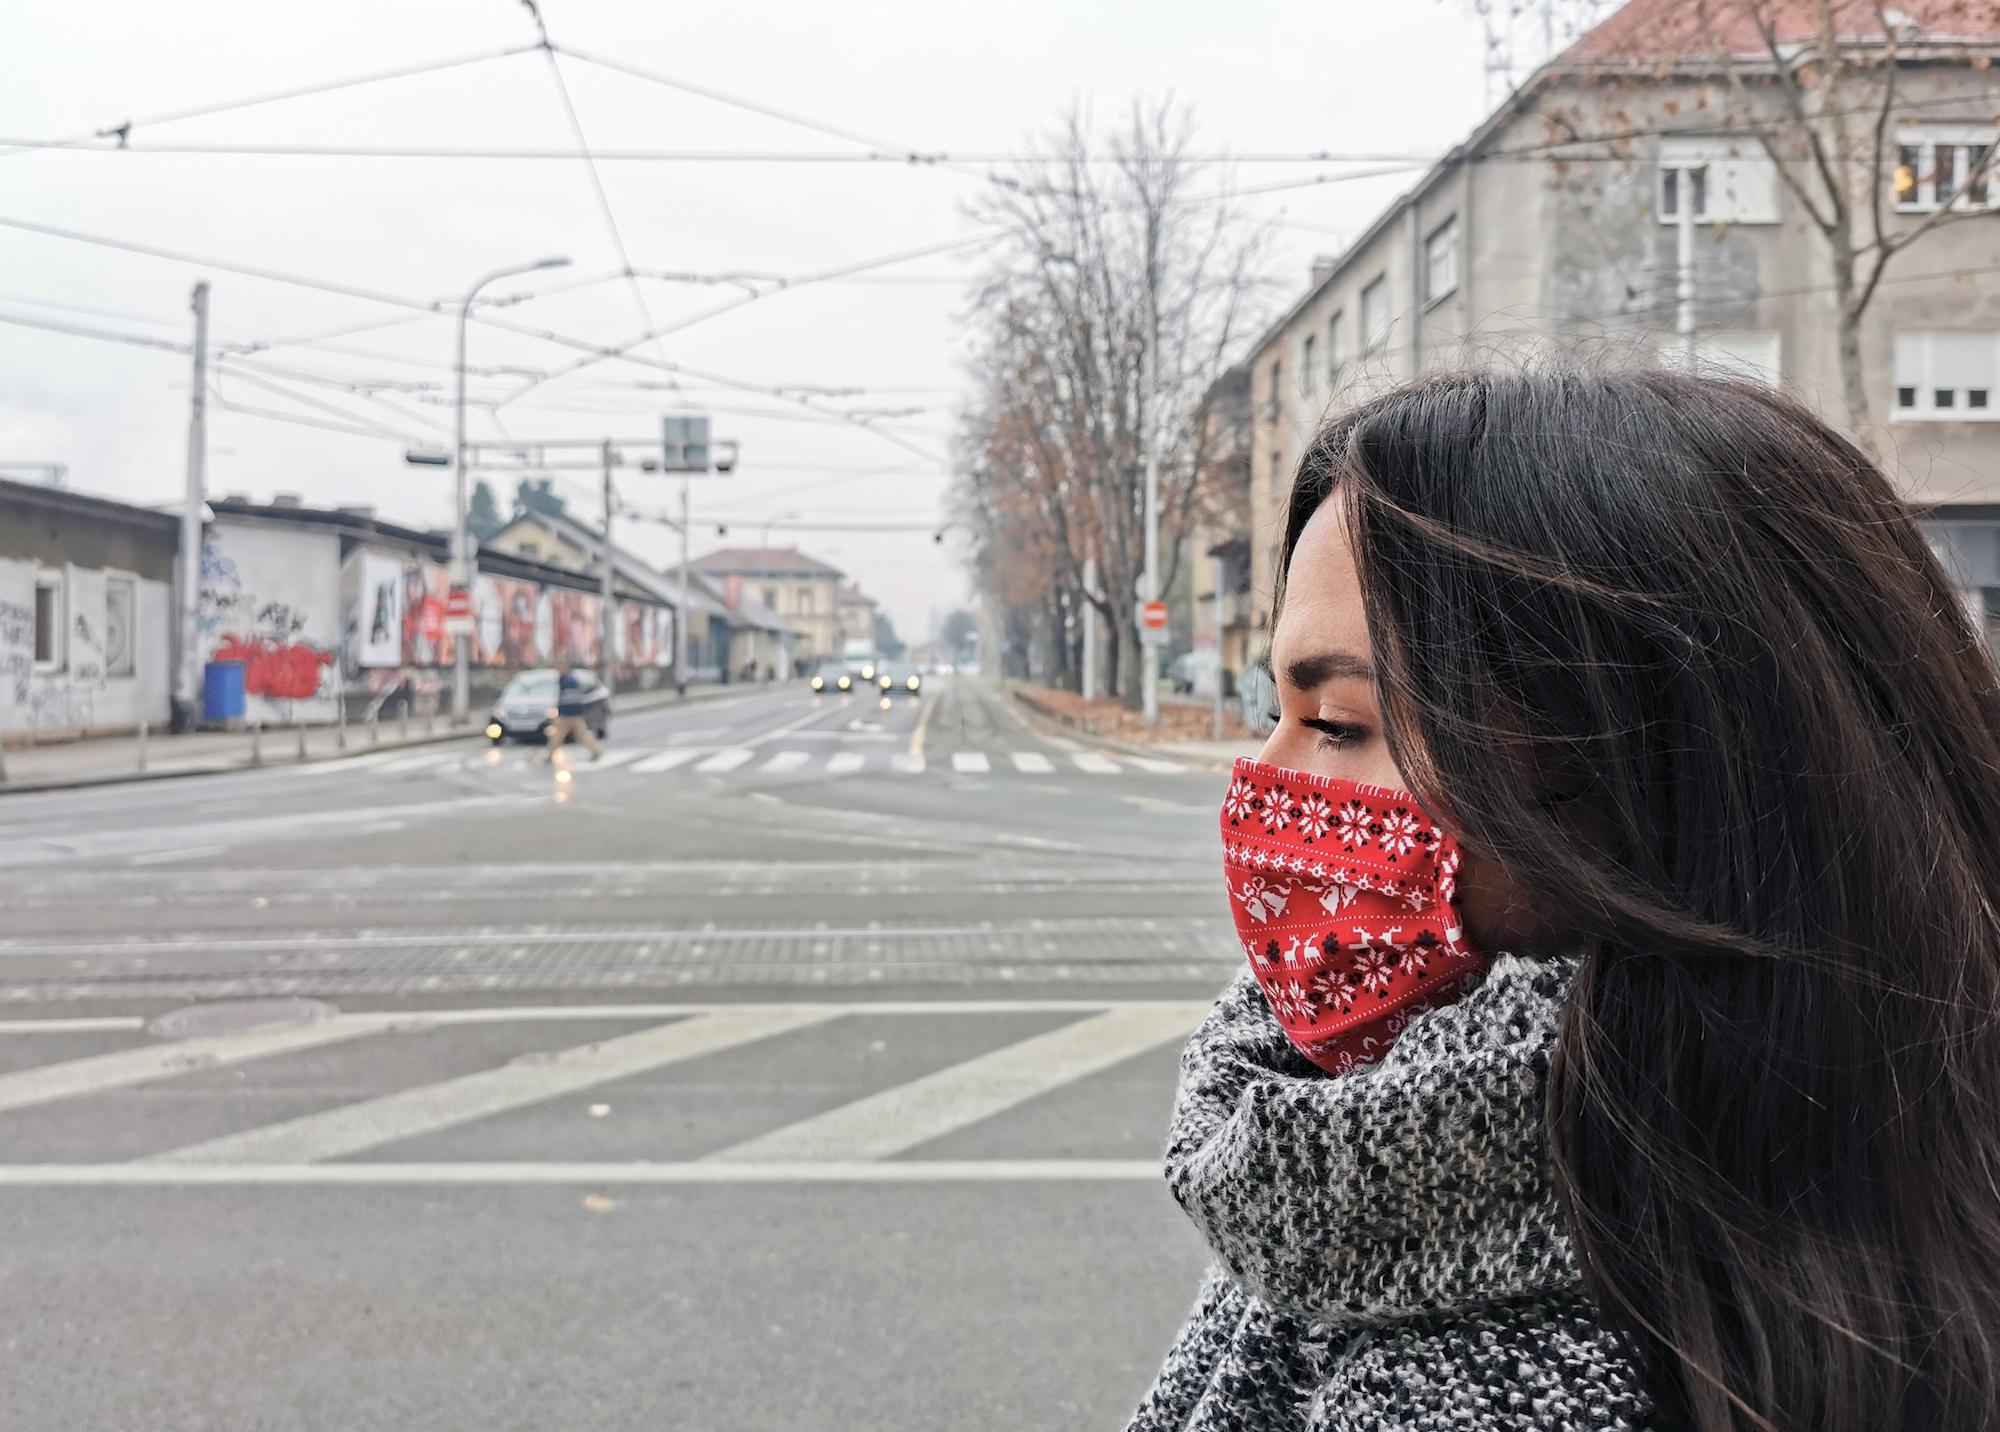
[0,42,542,161]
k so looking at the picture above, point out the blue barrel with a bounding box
[202,660,246,722]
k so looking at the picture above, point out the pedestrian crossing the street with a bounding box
[0,999,1207,1183]
[297,744,1204,783]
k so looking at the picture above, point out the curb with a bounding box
[0,682,748,797]
[1003,686,1242,774]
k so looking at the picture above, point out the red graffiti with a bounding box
[213,635,333,700]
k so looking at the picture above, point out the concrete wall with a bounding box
[198,520,342,725]
[0,556,171,737]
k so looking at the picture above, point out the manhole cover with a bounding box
[147,997,340,1039]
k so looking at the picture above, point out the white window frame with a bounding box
[103,572,137,678]
[1328,309,1347,378]
[32,567,65,673]
[1424,217,1459,304]
[1657,136,1779,225]
[1893,330,2000,421]
[1895,125,1998,214]
[1360,275,1389,352]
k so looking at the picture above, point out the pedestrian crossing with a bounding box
[0,999,1206,1181]
[302,743,1200,782]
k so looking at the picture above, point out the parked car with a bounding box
[809,661,855,694]
[486,668,610,745]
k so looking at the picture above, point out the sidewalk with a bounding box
[1005,682,1258,771]
[0,681,739,794]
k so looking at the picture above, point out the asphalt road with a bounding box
[0,677,1238,1432]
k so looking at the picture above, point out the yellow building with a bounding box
[689,547,845,665]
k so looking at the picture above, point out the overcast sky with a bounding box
[0,0,1515,638]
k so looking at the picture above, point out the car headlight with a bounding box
[485,722,503,738]
[907,676,920,690]
[878,675,892,689]
[861,665,875,680]
[837,676,851,690]
[811,677,824,691]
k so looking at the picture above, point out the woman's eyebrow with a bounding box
[1284,650,1375,690]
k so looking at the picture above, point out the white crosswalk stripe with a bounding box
[762,751,810,773]
[1009,752,1055,774]
[951,752,990,774]
[0,1002,1207,1180]
[890,753,926,775]
[373,752,460,774]
[630,748,705,773]
[1071,753,1122,775]
[1121,756,1186,774]
[583,748,648,769]
[826,752,867,775]
[695,748,755,774]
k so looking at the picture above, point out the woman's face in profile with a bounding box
[1264,499,1546,953]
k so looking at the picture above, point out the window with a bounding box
[1264,358,1282,420]
[1328,310,1346,376]
[104,576,135,677]
[1893,331,2000,419]
[1361,275,1389,351]
[762,586,778,609]
[33,568,64,671]
[1300,334,1316,395]
[1658,136,1778,224]
[1269,452,1284,499]
[1424,217,1459,302]
[1895,126,1998,213]
[800,587,815,614]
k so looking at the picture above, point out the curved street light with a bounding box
[449,255,569,721]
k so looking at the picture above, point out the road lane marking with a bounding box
[890,753,925,775]
[1071,753,1121,775]
[825,752,866,775]
[584,748,648,769]
[0,1160,1160,1185]
[144,1010,841,1166]
[909,684,941,758]
[128,846,225,866]
[1122,756,1188,774]
[707,1004,1203,1164]
[1009,752,1055,774]
[631,748,705,773]
[0,1014,391,1116]
[372,753,463,774]
[695,748,755,774]
[951,752,990,774]
[762,751,810,773]
[0,999,1211,1034]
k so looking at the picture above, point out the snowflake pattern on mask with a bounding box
[1221,757,1485,1075]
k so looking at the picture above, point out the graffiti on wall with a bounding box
[199,534,336,706]
[0,598,32,704]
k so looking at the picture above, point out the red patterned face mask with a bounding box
[1221,756,1486,1074]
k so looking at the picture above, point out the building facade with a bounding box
[688,547,845,664]
[0,479,176,740]
[1241,0,2000,634]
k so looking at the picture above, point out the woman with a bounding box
[1128,370,2000,1432]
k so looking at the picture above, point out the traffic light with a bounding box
[661,414,713,473]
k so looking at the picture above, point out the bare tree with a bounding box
[1513,0,2000,446]
[954,99,1269,700]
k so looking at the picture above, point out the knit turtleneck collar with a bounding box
[1164,953,1580,1329]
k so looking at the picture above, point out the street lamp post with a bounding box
[451,255,569,722]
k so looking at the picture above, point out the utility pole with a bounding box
[599,439,617,688]
[676,472,690,694]
[174,281,210,732]
[1213,551,1227,741]
[1081,556,1098,702]
[1677,165,1700,366]
[1139,233,1162,728]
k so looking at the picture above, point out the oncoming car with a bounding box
[809,662,855,694]
[485,668,610,744]
[875,662,923,696]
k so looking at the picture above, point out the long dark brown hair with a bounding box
[1278,369,2000,1431]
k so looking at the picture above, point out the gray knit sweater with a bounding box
[1126,954,1657,1432]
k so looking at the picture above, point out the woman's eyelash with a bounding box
[1302,717,1365,749]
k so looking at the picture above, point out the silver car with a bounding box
[486,668,610,745]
